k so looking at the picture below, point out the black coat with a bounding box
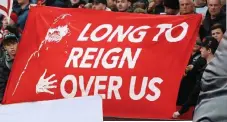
[200,10,226,39]
[45,0,69,8]
[0,55,11,103]
[177,52,206,105]
[154,4,164,14]
[178,64,206,115]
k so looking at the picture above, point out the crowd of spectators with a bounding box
[0,0,226,120]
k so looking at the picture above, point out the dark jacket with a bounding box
[177,52,206,105]
[193,32,227,122]
[221,5,226,14]
[154,4,164,14]
[0,48,4,58]
[0,53,11,103]
[178,64,207,115]
[45,0,69,8]
[30,0,37,4]
[201,10,226,38]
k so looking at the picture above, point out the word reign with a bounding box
[65,47,142,69]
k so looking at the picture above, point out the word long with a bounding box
[77,22,189,43]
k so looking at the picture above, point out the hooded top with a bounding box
[193,32,227,121]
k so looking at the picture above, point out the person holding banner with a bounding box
[173,36,219,119]
[0,33,18,103]
[177,40,206,106]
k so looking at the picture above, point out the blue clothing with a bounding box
[30,0,37,4]
[13,4,30,30]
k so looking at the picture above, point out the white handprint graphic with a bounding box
[12,14,71,96]
[36,69,57,95]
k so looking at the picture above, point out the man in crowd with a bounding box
[179,0,195,15]
[0,33,18,103]
[173,36,220,119]
[92,0,112,11]
[133,0,148,11]
[116,0,132,12]
[147,0,164,14]
[177,40,206,106]
[107,0,118,11]
[68,0,87,8]
[202,0,226,38]
[211,23,226,42]
[163,0,179,15]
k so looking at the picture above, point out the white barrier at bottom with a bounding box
[0,96,103,122]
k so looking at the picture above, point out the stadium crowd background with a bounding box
[0,0,226,120]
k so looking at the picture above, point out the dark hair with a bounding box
[211,23,226,34]
[3,40,18,46]
[0,14,3,29]
[2,33,18,46]
[203,36,219,54]
[46,0,69,8]
[0,14,3,22]
[5,24,20,38]
[68,0,87,8]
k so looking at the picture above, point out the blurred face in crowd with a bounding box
[200,47,211,59]
[4,41,18,57]
[179,0,195,15]
[17,0,29,5]
[164,6,178,15]
[193,37,201,52]
[134,1,146,9]
[116,0,131,12]
[3,30,10,36]
[2,17,15,29]
[70,0,80,5]
[154,0,163,5]
[107,0,116,8]
[92,3,106,10]
[194,0,206,6]
[207,0,222,17]
[193,44,201,52]
[211,28,224,42]
[220,0,226,6]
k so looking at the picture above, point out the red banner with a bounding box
[3,6,201,119]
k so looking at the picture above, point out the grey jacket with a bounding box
[193,32,227,122]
